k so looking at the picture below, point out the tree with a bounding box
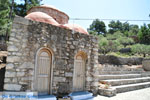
[138,24,150,44]
[98,37,122,55]
[117,37,134,47]
[14,0,42,17]
[98,37,109,55]
[108,20,123,34]
[131,44,150,57]
[106,31,124,40]
[0,0,11,39]
[88,19,106,35]
[122,22,130,32]
[126,25,139,36]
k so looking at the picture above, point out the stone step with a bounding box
[99,67,144,71]
[69,91,93,100]
[101,77,150,86]
[113,81,150,93]
[99,71,145,75]
[95,74,146,80]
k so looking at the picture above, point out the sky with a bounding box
[17,0,150,30]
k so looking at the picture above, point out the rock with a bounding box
[17,72,25,77]
[119,48,131,53]
[142,60,150,71]
[98,88,116,97]
[65,72,73,77]
[4,84,21,91]
[7,45,18,52]
[86,77,93,81]
[5,71,16,77]
[4,78,11,83]
[7,56,20,63]
[54,77,66,82]
[6,64,14,69]
[19,62,34,68]
[58,83,70,94]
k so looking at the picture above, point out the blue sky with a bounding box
[17,0,150,30]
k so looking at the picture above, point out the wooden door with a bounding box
[73,56,85,91]
[36,50,51,95]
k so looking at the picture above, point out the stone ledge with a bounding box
[4,84,22,91]
[98,87,116,97]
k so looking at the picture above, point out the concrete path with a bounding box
[94,88,150,100]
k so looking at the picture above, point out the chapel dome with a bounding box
[27,5,69,24]
[61,24,89,34]
[25,12,59,26]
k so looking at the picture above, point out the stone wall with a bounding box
[99,55,143,65]
[4,16,99,96]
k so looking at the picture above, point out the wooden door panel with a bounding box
[36,51,51,94]
[73,58,85,91]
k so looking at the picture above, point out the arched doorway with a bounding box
[73,51,87,91]
[35,48,53,95]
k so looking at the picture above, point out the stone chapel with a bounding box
[3,5,99,96]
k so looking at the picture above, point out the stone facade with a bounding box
[3,16,99,96]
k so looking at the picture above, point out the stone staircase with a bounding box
[97,64,150,96]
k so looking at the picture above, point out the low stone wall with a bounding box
[99,55,143,65]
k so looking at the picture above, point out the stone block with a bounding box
[7,56,20,63]
[86,77,93,81]
[5,71,16,77]
[54,77,66,82]
[65,72,73,77]
[54,71,59,75]
[4,84,21,91]
[98,88,116,97]
[17,72,25,77]
[58,98,71,100]
[6,64,14,70]
[19,62,34,68]
[142,60,150,71]
[9,37,20,43]
[12,78,17,83]
[7,46,18,52]
[4,78,11,83]
[21,77,33,81]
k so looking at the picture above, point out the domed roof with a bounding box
[25,12,59,26]
[61,24,89,34]
[40,5,59,11]
[27,5,69,21]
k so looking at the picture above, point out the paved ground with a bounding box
[94,88,150,100]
